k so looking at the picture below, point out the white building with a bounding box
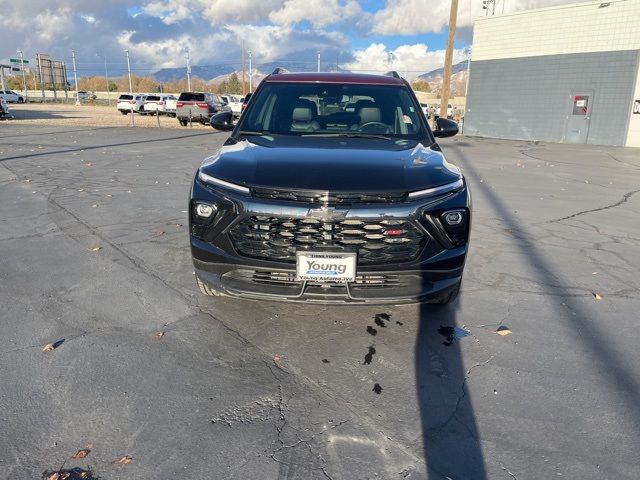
[465,0,640,147]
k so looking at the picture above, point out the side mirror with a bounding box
[210,111,235,131]
[433,117,459,138]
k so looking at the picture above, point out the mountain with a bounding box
[417,60,468,83]
[153,64,236,82]
[153,61,346,83]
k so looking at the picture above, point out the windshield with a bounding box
[237,82,426,139]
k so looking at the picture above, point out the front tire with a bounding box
[17,98,24,104]
[196,276,224,296]
[179,119,188,126]
[120,110,128,115]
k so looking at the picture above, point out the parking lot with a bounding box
[1,123,639,479]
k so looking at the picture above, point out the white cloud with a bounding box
[371,0,579,35]
[343,42,466,80]
[34,7,73,41]
[269,0,361,27]
[117,24,348,70]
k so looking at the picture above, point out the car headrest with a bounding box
[292,107,313,122]
[359,107,381,124]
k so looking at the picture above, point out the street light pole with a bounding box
[317,51,321,72]
[124,49,132,93]
[186,49,192,91]
[17,49,28,102]
[71,50,80,105]
[248,50,252,93]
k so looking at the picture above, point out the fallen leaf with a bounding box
[157,231,165,235]
[73,448,91,459]
[176,223,183,228]
[154,331,165,339]
[90,247,101,251]
[112,455,132,465]
[495,326,512,336]
[78,188,84,192]
[60,473,70,480]
[42,343,55,352]
[91,204,98,208]
[25,179,31,183]
[273,355,281,362]
[321,358,330,364]
[593,293,603,300]
[48,473,60,480]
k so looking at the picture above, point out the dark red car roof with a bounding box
[266,72,405,85]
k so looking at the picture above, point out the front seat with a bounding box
[352,100,383,130]
[290,101,320,132]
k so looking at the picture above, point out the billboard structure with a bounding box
[35,54,69,100]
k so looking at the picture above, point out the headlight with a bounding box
[198,170,250,194]
[408,178,463,199]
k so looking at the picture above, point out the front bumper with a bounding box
[190,177,471,304]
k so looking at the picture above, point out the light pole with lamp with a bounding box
[17,49,28,102]
[248,50,252,93]
[71,50,80,105]
[124,49,133,93]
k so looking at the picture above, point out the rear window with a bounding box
[118,94,133,100]
[146,95,160,101]
[178,92,205,102]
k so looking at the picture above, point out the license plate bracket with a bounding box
[296,252,356,283]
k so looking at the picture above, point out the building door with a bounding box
[563,92,593,144]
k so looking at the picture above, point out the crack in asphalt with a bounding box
[545,188,640,224]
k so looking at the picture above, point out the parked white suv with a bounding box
[220,95,243,117]
[117,94,146,115]
[0,90,25,103]
[143,94,177,116]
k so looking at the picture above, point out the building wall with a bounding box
[466,0,640,146]
[626,60,640,147]
[472,0,640,61]
[465,50,639,145]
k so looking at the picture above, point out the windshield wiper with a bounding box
[236,130,270,136]
[303,133,393,140]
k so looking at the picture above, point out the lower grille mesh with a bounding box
[252,270,402,288]
[229,216,426,265]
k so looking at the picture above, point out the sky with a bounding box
[0,0,575,80]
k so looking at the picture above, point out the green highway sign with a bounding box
[9,58,29,64]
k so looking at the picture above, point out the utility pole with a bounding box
[186,49,192,91]
[336,53,339,72]
[71,50,80,105]
[125,49,133,92]
[17,49,28,102]
[241,40,246,95]
[317,51,321,72]
[248,50,252,93]
[440,0,459,119]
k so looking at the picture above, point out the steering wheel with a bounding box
[358,122,391,134]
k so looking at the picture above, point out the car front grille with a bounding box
[252,188,406,204]
[229,215,426,265]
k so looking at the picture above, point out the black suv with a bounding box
[176,92,229,126]
[189,71,469,304]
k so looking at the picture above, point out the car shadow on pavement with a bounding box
[417,300,487,479]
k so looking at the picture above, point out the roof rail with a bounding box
[271,67,289,75]
[384,71,401,79]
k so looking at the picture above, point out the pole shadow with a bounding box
[416,298,488,479]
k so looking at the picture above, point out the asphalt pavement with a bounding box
[0,124,639,479]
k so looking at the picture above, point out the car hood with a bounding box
[200,135,461,192]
